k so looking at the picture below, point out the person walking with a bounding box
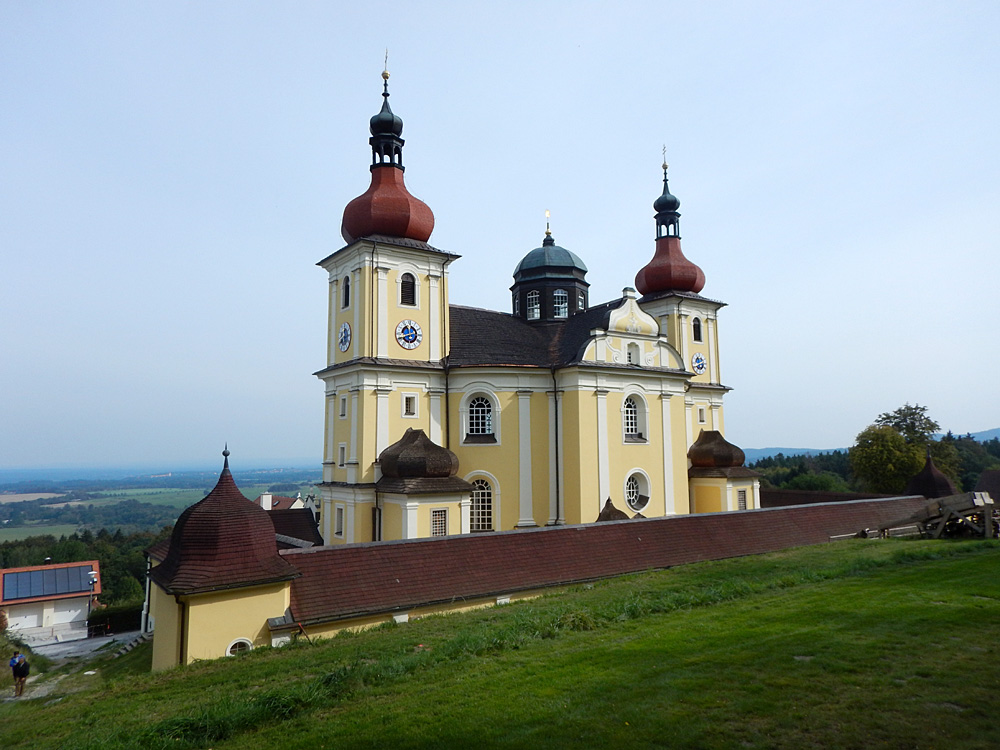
[12,654,29,697]
[9,651,19,696]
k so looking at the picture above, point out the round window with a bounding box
[625,473,649,512]
[227,639,252,656]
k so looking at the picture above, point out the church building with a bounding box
[314,70,759,545]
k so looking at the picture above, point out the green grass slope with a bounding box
[2,539,998,749]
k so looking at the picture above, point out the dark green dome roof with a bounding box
[513,234,588,278]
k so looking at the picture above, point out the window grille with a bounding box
[431,508,447,537]
[738,490,747,510]
[624,396,639,437]
[471,479,493,532]
[468,397,493,434]
[527,291,540,320]
[554,289,568,318]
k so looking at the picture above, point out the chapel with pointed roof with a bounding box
[313,71,759,546]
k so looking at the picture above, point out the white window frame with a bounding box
[692,316,703,342]
[553,289,568,318]
[737,489,747,511]
[577,291,586,311]
[226,638,253,656]
[622,392,648,443]
[341,275,351,310]
[339,396,347,418]
[624,469,651,512]
[460,390,501,445]
[627,342,640,365]
[401,392,419,419]
[469,477,494,532]
[396,266,421,308]
[431,508,447,537]
[338,444,347,467]
[526,290,540,320]
[698,407,707,425]
[334,505,345,537]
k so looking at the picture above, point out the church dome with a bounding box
[379,428,460,479]
[904,450,959,499]
[149,449,298,595]
[340,72,435,244]
[513,234,588,280]
[341,168,435,243]
[687,430,746,468]
[635,164,705,295]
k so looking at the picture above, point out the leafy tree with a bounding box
[783,471,850,492]
[849,425,923,493]
[874,403,939,444]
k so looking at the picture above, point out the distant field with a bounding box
[0,524,79,542]
[96,484,273,510]
[0,492,64,504]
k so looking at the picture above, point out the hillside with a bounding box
[2,539,998,749]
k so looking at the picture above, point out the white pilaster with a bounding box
[428,274,441,360]
[596,389,609,512]
[660,393,675,515]
[707,316,719,384]
[429,389,443,444]
[547,391,558,525]
[404,501,419,539]
[376,266,389,358]
[376,387,391,456]
[349,390,360,483]
[517,391,534,527]
[678,312,690,366]
[711,404,721,432]
[460,497,471,534]
[684,399,694,453]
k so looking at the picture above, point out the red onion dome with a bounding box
[341,167,435,243]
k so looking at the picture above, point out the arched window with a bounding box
[622,394,647,443]
[625,472,650,512]
[692,317,702,342]
[342,276,350,309]
[467,396,494,441]
[470,478,493,532]
[227,639,252,656]
[527,291,540,320]
[553,289,568,318]
[400,272,416,306]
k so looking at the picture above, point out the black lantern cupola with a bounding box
[369,69,405,169]
[510,213,589,323]
[653,161,681,239]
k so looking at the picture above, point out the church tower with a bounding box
[315,70,460,545]
[635,161,730,452]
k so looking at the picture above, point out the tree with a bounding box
[849,425,924,493]
[874,403,939,444]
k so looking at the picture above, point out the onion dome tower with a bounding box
[149,448,298,595]
[634,162,705,296]
[687,430,747,469]
[375,428,473,495]
[341,70,435,244]
[511,215,589,323]
[904,448,959,499]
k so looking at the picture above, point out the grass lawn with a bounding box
[2,539,997,749]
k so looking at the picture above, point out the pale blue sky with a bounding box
[2,1,998,470]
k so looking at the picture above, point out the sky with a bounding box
[2,1,998,472]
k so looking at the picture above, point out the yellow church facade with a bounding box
[313,72,758,546]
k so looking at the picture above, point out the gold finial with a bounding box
[545,209,551,236]
[382,49,390,80]
[661,144,668,171]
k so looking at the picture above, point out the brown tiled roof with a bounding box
[269,509,324,548]
[255,494,298,510]
[149,461,299,595]
[904,452,959,498]
[281,495,930,627]
[688,430,747,468]
[448,306,553,367]
[375,476,474,494]
[759,489,893,508]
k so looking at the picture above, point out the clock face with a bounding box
[395,319,423,350]
[691,352,707,375]
[338,322,352,352]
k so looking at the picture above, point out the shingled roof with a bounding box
[149,452,299,595]
[269,509,324,549]
[279,495,932,628]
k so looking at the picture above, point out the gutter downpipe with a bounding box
[174,594,187,666]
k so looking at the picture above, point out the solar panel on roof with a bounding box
[2,564,94,602]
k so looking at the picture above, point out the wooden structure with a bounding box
[875,492,996,539]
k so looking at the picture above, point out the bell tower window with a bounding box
[554,289,568,318]
[527,291,540,320]
[342,276,350,309]
[400,272,416,306]
[692,317,702,342]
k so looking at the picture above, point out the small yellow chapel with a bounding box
[313,70,759,545]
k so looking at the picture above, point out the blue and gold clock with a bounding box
[338,322,352,352]
[691,352,707,375]
[395,319,423,350]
